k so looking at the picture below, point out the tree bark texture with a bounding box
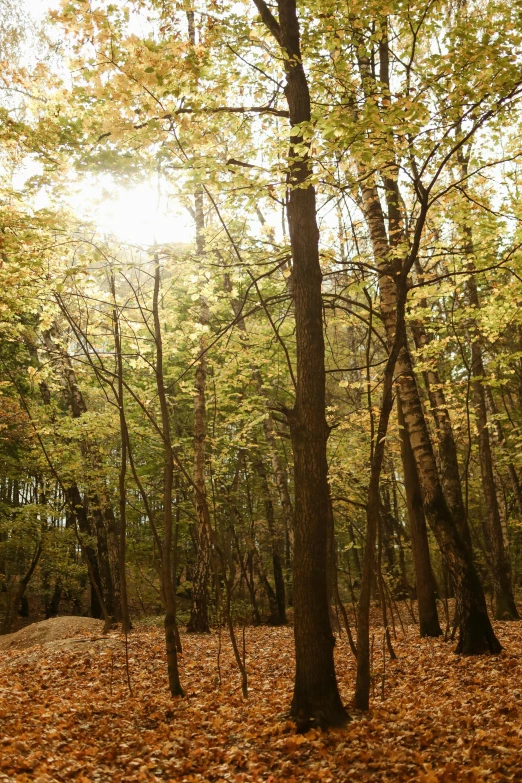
[253,0,347,729]
[398,402,441,636]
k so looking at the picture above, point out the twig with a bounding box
[370,633,375,700]
[381,631,386,701]
[110,652,114,699]
[124,628,133,697]
[217,622,222,688]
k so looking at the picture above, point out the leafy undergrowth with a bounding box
[1,621,521,782]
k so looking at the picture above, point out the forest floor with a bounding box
[0,615,521,782]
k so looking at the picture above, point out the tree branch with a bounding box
[252,0,282,44]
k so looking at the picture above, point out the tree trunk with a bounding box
[101,503,121,622]
[111,275,132,633]
[456,144,518,620]
[1,542,42,634]
[7,351,113,629]
[467,276,518,620]
[251,453,287,625]
[238,538,264,625]
[355,257,407,709]
[253,0,347,729]
[398,402,441,636]
[185,12,213,635]
[66,484,105,619]
[410,316,472,548]
[41,327,118,619]
[244,551,262,625]
[153,260,184,697]
[399,361,501,653]
[45,581,62,619]
[358,173,500,655]
[352,28,501,651]
[485,385,522,521]
[186,336,212,632]
[88,501,116,619]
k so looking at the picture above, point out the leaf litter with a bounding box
[0,620,521,782]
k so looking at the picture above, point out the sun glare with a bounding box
[69,178,195,248]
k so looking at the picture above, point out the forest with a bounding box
[1,0,522,780]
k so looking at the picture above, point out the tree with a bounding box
[252,0,347,729]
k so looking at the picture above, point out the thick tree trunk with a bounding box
[101,503,121,622]
[88,502,116,619]
[253,0,347,729]
[398,402,441,636]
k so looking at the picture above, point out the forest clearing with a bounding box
[3,0,522,779]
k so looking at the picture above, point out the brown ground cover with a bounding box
[0,618,521,782]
